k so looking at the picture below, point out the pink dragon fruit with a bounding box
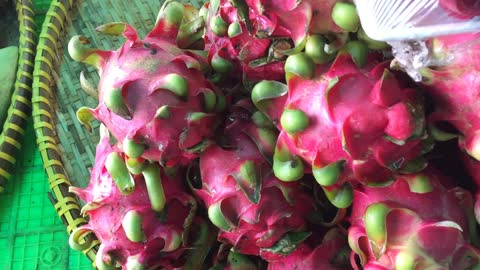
[348,168,480,270]
[439,0,480,19]
[267,228,350,270]
[69,1,222,168]
[419,33,480,162]
[251,51,428,208]
[239,0,362,58]
[243,0,344,42]
[68,126,210,269]
[202,0,289,84]
[188,100,317,261]
[461,153,480,226]
[202,0,356,86]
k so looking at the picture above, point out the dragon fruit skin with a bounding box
[68,126,202,270]
[203,0,287,84]
[203,0,352,85]
[244,0,342,44]
[348,169,480,270]
[418,32,480,235]
[69,2,222,167]
[439,0,480,19]
[420,33,480,162]
[267,228,350,270]
[189,101,316,261]
[267,245,341,270]
[461,153,480,225]
[252,52,428,208]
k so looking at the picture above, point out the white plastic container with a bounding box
[355,0,480,41]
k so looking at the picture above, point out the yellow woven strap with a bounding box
[3,136,21,150]
[38,30,57,49]
[0,152,16,164]
[54,197,80,216]
[16,80,33,92]
[15,95,31,107]
[43,158,63,168]
[19,3,35,15]
[10,108,29,121]
[38,42,57,61]
[49,174,72,189]
[32,108,52,119]
[5,122,25,135]
[33,68,52,82]
[83,239,101,255]
[44,11,63,35]
[0,167,12,179]
[54,196,78,209]
[51,1,69,16]
[34,49,54,70]
[67,218,87,234]
[49,175,72,189]
[34,120,54,130]
[36,134,56,145]
[38,141,59,152]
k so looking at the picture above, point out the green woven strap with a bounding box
[0,0,37,192]
[32,0,99,266]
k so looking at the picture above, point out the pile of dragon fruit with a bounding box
[66,0,480,269]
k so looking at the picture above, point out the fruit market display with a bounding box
[66,0,480,269]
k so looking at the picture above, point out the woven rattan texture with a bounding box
[33,0,206,265]
[0,0,37,192]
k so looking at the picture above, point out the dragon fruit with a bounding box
[461,153,480,226]
[348,168,480,270]
[202,0,356,85]
[69,1,223,168]
[439,0,480,19]
[188,100,317,261]
[239,0,361,57]
[242,0,344,42]
[61,1,480,269]
[202,0,289,84]
[251,51,428,208]
[68,126,206,269]
[418,33,480,162]
[267,228,350,270]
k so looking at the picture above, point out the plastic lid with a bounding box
[355,0,480,41]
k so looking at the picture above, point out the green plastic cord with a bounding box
[31,0,100,266]
[0,0,37,192]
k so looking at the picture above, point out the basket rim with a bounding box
[31,0,208,266]
[31,0,99,265]
[0,0,38,192]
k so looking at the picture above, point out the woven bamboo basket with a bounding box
[0,0,37,192]
[32,0,206,266]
